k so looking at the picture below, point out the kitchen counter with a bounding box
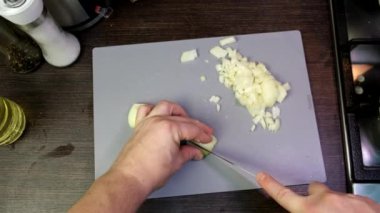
[0,0,346,212]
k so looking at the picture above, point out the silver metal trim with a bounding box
[329,0,354,193]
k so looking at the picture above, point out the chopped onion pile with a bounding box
[179,36,291,133]
[212,45,290,132]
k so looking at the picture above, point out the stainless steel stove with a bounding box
[330,0,380,201]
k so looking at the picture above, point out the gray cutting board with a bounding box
[93,30,326,198]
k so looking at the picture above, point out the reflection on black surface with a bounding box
[345,0,380,39]
[351,43,380,167]
[351,45,380,65]
[352,63,380,166]
[359,117,380,167]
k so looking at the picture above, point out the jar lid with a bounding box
[0,0,43,25]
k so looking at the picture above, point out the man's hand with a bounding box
[256,172,380,213]
[70,101,213,213]
[110,100,213,194]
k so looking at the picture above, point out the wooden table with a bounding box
[0,0,346,212]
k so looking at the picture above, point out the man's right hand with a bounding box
[256,172,380,213]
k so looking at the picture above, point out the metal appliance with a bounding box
[43,0,113,31]
[330,0,380,201]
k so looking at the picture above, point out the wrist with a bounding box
[70,167,152,213]
[101,168,152,212]
[107,166,154,197]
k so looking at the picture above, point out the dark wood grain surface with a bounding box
[0,0,346,212]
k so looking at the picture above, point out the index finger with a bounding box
[256,172,304,212]
[148,100,189,117]
[135,104,154,126]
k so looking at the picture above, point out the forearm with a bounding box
[69,169,151,213]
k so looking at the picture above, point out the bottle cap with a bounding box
[0,0,43,25]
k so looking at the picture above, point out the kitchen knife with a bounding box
[183,140,259,186]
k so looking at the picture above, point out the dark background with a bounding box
[0,0,345,212]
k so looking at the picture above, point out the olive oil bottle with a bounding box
[0,17,42,74]
[0,97,26,146]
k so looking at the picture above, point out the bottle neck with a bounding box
[4,0,26,8]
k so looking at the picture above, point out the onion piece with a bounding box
[210,46,228,59]
[181,49,198,62]
[209,95,222,112]
[219,36,237,46]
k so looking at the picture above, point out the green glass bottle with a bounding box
[0,17,42,74]
[0,97,26,146]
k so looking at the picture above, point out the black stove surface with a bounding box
[348,0,380,165]
[330,0,380,187]
[345,0,380,40]
[346,0,380,168]
[351,61,380,166]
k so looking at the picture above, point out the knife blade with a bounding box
[183,140,259,185]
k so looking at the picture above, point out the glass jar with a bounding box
[0,17,42,73]
[0,97,26,146]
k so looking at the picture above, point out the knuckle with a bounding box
[156,119,173,128]
[148,116,161,124]
[302,203,318,213]
[275,188,293,201]
[326,193,341,201]
[158,100,172,107]
[299,202,309,212]
[325,193,342,202]
[140,104,151,112]
[303,197,326,213]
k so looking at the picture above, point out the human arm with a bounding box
[69,101,213,213]
[256,172,380,213]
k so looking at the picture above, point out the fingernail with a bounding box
[256,172,267,182]
[195,155,203,161]
[193,152,204,161]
